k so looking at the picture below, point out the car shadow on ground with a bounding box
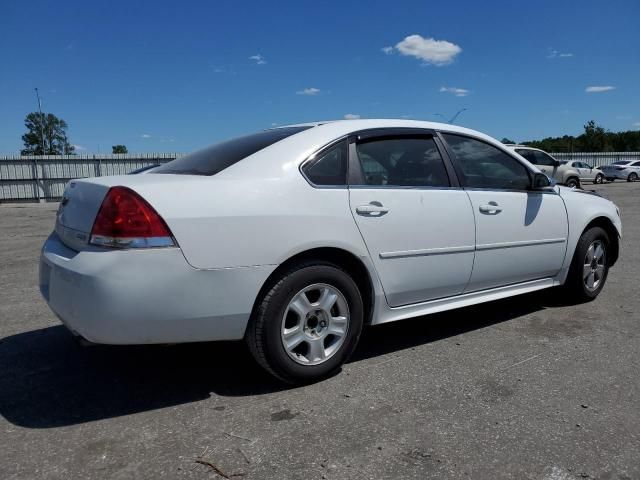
[0,290,572,429]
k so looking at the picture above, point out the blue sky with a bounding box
[1,0,639,154]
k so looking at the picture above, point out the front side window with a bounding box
[353,137,450,187]
[444,134,531,190]
[154,126,311,176]
[302,140,348,186]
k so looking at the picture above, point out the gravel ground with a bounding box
[1,182,639,479]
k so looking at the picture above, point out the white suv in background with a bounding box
[507,146,582,188]
[601,160,640,182]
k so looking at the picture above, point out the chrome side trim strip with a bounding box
[379,238,566,259]
[379,245,475,259]
[475,237,566,251]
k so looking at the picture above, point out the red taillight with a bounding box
[90,186,175,248]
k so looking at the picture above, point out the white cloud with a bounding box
[141,134,152,138]
[249,54,267,65]
[72,144,86,151]
[344,114,361,120]
[633,122,640,127]
[381,46,394,55]
[585,86,615,93]
[296,87,320,96]
[547,49,574,59]
[440,86,470,97]
[393,34,461,66]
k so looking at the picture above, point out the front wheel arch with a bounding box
[581,217,620,266]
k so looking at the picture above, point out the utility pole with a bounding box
[34,88,46,155]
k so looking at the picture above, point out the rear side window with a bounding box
[154,126,311,176]
[352,137,450,187]
[302,140,348,186]
[444,134,530,190]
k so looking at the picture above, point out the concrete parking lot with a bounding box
[1,182,639,480]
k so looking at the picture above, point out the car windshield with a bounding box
[154,126,312,176]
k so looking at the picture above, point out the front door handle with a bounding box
[356,202,389,217]
[479,202,502,214]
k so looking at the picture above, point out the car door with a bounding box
[443,134,568,292]
[574,162,594,181]
[348,130,475,307]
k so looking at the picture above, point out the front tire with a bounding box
[594,173,604,184]
[628,172,638,182]
[246,261,364,384]
[563,227,610,302]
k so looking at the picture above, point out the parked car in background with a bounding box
[40,119,622,384]
[561,160,605,184]
[601,160,640,182]
[507,145,582,188]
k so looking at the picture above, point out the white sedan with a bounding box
[40,119,622,383]
[601,160,640,182]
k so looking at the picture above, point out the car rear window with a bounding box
[154,126,312,176]
[611,161,631,165]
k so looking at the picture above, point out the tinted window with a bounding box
[154,126,311,176]
[303,141,348,186]
[353,137,450,187]
[516,149,556,166]
[612,161,631,165]
[444,134,530,190]
[631,161,640,167]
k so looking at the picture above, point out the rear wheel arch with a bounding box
[581,216,619,266]
[249,247,375,329]
[565,175,580,187]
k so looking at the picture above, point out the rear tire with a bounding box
[563,227,610,302]
[628,172,638,182]
[566,177,580,189]
[246,261,364,384]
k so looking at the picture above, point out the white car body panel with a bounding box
[349,188,475,306]
[39,119,622,345]
[463,190,568,291]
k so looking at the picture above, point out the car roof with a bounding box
[273,118,499,143]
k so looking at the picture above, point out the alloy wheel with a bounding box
[583,240,606,292]
[281,283,350,366]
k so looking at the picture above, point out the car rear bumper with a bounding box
[39,232,275,344]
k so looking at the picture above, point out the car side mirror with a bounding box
[553,160,560,167]
[532,172,552,189]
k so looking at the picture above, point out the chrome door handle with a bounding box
[479,202,502,214]
[356,202,389,217]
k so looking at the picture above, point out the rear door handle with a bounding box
[356,202,389,217]
[479,202,502,214]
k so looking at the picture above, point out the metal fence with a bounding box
[551,152,640,167]
[1,151,640,202]
[0,154,181,202]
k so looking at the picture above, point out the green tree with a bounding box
[112,145,128,154]
[501,137,515,144]
[21,112,75,155]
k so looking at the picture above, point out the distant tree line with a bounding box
[514,121,640,152]
[21,111,127,155]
